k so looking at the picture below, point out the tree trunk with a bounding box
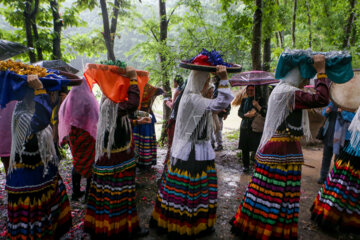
[159,0,171,121]
[291,0,297,48]
[305,0,312,48]
[24,0,36,63]
[343,0,356,49]
[251,0,262,70]
[263,38,271,72]
[351,16,357,46]
[50,0,62,60]
[110,0,121,53]
[32,23,43,61]
[100,0,116,61]
[261,37,271,101]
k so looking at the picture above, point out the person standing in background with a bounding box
[238,85,266,172]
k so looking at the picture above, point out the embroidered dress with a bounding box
[84,83,142,239]
[311,107,360,233]
[133,113,157,167]
[231,69,329,240]
[133,84,163,168]
[6,91,72,240]
[150,71,234,239]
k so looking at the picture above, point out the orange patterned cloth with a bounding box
[84,63,149,104]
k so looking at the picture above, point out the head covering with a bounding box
[0,100,16,157]
[259,67,311,150]
[275,49,353,84]
[58,78,99,144]
[9,90,56,175]
[0,68,71,108]
[171,70,212,163]
[140,83,164,112]
[84,64,149,105]
[174,75,184,86]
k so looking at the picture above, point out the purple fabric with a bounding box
[58,78,99,144]
[0,101,16,156]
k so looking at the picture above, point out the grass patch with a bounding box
[226,130,239,141]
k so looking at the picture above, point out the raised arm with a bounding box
[118,66,140,115]
[294,55,330,110]
[208,65,234,112]
[27,75,52,134]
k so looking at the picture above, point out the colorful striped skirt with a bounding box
[311,148,360,233]
[231,162,302,240]
[68,126,95,178]
[6,162,72,239]
[133,121,157,167]
[84,153,140,239]
[150,154,217,239]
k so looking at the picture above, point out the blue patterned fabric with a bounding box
[275,50,353,84]
[0,69,70,108]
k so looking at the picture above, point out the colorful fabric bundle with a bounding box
[6,162,72,239]
[188,49,232,67]
[275,49,353,84]
[84,154,140,239]
[0,68,70,108]
[231,162,302,240]
[84,63,148,104]
[150,157,217,238]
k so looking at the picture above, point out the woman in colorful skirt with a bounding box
[311,105,360,234]
[133,83,163,168]
[150,62,234,239]
[230,54,330,240]
[58,78,99,201]
[84,66,149,239]
[6,75,72,239]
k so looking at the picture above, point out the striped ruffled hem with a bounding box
[6,166,72,239]
[311,155,360,233]
[133,132,157,167]
[150,159,217,239]
[256,133,303,165]
[231,162,302,240]
[84,157,140,238]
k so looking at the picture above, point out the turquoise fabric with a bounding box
[275,50,353,84]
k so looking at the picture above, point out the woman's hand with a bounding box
[244,109,256,118]
[216,65,228,80]
[27,75,43,90]
[125,66,137,80]
[252,100,261,111]
[313,54,326,73]
[137,117,152,124]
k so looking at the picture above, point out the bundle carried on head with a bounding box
[179,48,242,73]
[275,49,353,83]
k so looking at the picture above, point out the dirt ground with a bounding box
[0,132,359,240]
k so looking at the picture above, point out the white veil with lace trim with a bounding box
[258,67,311,150]
[171,70,212,164]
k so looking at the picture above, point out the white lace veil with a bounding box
[9,90,56,176]
[171,70,212,163]
[258,67,311,150]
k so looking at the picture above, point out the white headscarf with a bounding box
[171,70,212,163]
[258,67,311,150]
[95,95,131,162]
